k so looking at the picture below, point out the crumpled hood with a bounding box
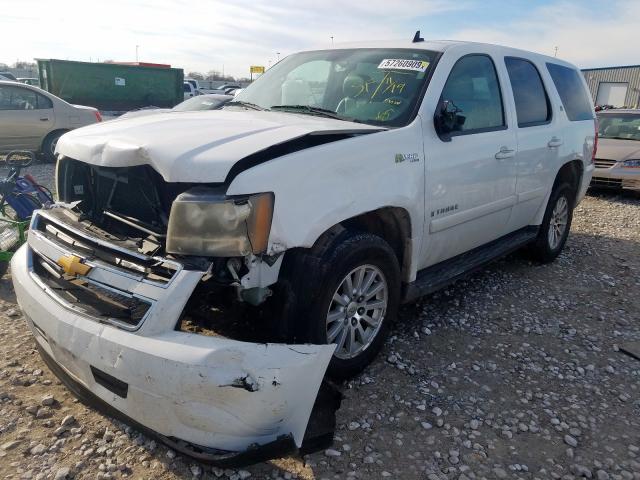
[596,138,640,162]
[56,109,381,182]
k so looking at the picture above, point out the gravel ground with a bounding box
[0,162,639,480]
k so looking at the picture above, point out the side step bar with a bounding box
[402,226,538,303]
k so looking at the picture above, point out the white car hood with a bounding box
[56,110,381,182]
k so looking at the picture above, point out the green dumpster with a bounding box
[37,59,184,111]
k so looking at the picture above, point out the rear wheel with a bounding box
[0,261,8,278]
[41,130,66,163]
[528,182,575,263]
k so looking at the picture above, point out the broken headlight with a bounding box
[166,188,274,257]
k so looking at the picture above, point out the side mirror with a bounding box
[434,100,465,140]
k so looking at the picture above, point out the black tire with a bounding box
[41,131,66,163]
[528,182,575,263]
[0,260,9,278]
[275,230,401,379]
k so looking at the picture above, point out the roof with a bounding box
[305,39,573,66]
[582,65,640,72]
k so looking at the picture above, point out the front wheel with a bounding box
[528,182,575,263]
[278,231,400,379]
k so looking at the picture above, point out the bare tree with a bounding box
[12,61,37,69]
[187,71,204,80]
[205,70,224,81]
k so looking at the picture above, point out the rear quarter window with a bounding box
[546,63,593,121]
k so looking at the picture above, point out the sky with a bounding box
[1,0,638,78]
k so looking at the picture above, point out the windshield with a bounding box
[598,113,640,140]
[231,48,438,127]
[172,95,230,111]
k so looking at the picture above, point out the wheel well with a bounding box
[41,129,68,151]
[313,207,412,281]
[553,160,583,201]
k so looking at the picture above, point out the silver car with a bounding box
[0,80,101,162]
[592,109,640,190]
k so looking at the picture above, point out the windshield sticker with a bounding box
[370,72,407,100]
[378,59,430,72]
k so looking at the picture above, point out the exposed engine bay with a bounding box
[54,157,280,339]
[57,158,193,254]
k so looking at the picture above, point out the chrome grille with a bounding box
[26,208,188,331]
[594,158,617,169]
[30,248,151,329]
[34,209,180,286]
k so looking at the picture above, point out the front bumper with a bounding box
[10,210,337,465]
[591,163,640,190]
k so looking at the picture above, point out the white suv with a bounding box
[12,38,596,462]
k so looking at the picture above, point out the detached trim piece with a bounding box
[37,343,299,467]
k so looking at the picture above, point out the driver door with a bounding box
[421,53,518,268]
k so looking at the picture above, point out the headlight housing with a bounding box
[622,159,640,168]
[166,188,274,257]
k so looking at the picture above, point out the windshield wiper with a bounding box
[225,101,267,111]
[270,104,346,120]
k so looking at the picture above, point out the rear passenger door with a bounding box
[502,56,557,230]
[421,53,518,267]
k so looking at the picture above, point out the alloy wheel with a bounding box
[548,195,569,250]
[326,264,388,360]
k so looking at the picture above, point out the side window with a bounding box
[440,55,505,133]
[505,57,551,127]
[546,63,594,121]
[0,86,38,110]
[36,93,53,109]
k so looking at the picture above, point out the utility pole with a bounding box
[276,52,280,62]
[330,36,334,46]
[136,45,139,62]
[554,46,558,57]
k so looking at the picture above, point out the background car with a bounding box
[17,78,40,87]
[0,80,102,162]
[591,109,640,190]
[183,81,198,99]
[119,93,233,119]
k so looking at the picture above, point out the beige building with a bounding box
[582,65,640,109]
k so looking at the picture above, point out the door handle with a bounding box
[39,117,49,121]
[548,137,563,148]
[495,146,515,160]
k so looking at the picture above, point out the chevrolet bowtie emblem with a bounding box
[57,255,92,276]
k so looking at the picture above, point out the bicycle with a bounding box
[0,151,54,276]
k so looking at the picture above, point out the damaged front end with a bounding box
[11,163,341,465]
[55,158,280,305]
